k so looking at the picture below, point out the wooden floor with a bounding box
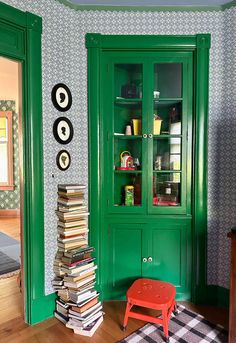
[0,216,21,241]
[0,274,229,343]
[0,218,229,342]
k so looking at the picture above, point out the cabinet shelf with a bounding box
[153,170,182,174]
[114,169,142,174]
[114,134,142,139]
[153,98,182,104]
[153,134,182,139]
[115,98,142,105]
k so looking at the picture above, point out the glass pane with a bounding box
[0,117,7,139]
[154,63,182,98]
[114,64,143,135]
[0,143,8,183]
[115,64,142,100]
[153,173,181,207]
[114,173,142,206]
[113,64,143,207]
[153,137,181,171]
[153,101,182,135]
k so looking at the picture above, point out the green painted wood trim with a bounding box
[192,34,211,304]
[206,285,229,308]
[0,1,27,26]
[56,0,225,12]
[86,33,198,50]
[87,40,102,291]
[0,3,52,325]
[24,11,44,321]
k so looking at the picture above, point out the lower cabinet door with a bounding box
[106,220,191,300]
[107,223,148,299]
[148,219,192,300]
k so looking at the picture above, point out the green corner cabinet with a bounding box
[86,34,210,303]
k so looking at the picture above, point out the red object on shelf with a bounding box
[116,167,136,170]
[123,278,176,342]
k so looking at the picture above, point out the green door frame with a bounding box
[0,1,56,324]
[86,33,211,304]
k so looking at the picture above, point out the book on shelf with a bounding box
[61,261,95,273]
[69,302,102,319]
[64,271,96,284]
[54,311,68,324]
[57,199,85,206]
[57,239,88,250]
[67,292,100,307]
[68,310,103,328]
[68,283,95,295]
[68,290,98,304]
[56,303,69,317]
[58,228,88,236]
[71,296,99,314]
[62,257,95,268]
[64,246,94,258]
[56,298,70,309]
[58,220,87,228]
[58,235,87,244]
[56,211,90,220]
[58,205,87,213]
[64,274,96,289]
[69,315,103,337]
[61,252,92,265]
[66,281,96,293]
[58,184,86,191]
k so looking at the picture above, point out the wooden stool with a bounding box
[123,278,177,343]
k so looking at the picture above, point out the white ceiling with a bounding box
[69,0,231,6]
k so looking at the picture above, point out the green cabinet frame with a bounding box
[0,2,56,324]
[87,33,210,303]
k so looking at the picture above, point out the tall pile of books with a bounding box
[52,184,103,337]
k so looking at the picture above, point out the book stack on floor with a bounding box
[52,184,104,336]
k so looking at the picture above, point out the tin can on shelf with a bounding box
[125,185,134,206]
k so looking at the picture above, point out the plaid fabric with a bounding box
[118,305,228,343]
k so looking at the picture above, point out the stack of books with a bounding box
[53,184,103,336]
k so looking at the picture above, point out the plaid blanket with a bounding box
[119,305,227,343]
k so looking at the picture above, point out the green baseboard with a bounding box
[206,285,229,308]
[30,293,56,324]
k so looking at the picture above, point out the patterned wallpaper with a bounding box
[3,0,236,294]
[0,100,20,209]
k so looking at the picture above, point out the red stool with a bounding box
[123,278,177,343]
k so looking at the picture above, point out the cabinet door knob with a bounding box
[148,133,153,139]
[143,134,147,139]
[148,256,153,262]
[142,257,147,262]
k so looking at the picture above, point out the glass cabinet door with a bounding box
[103,57,148,213]
[148,57,192,214]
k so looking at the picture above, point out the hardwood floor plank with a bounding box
[0,217,21,241]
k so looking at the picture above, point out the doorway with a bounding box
[0,2,56,324]
[0,56,23,323]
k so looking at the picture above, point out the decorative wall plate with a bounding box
[53,117,74,144]
[51,83,72,112]
[56,150,71,171]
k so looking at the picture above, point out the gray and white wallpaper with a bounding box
[0,100,20,209]
[3,0,236,294]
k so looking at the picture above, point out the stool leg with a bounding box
[122,301,132,331]
[162,309,169,343]
[174,301,178,315]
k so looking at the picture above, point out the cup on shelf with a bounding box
[153,91,160,99]
[125,125,132,135]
